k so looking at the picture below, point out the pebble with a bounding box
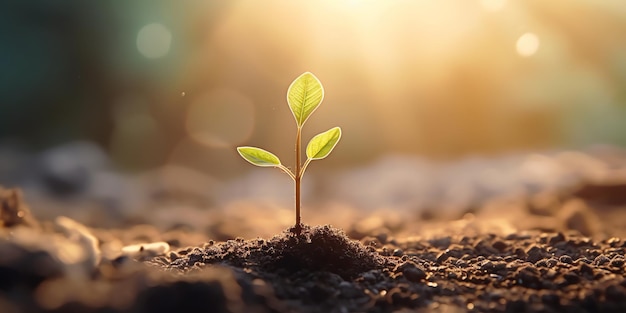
[474,239,498,254]
[429,237,451,249]
[436,251,451,264]
[516,266,540,288]
[394,261,426,282]
[593,255,610,266]
[121,242,170,258]
[576,257,593,264]
[455,259,468,268]
[338,281,362,298]
[503,256,516,262]
[361,270,377,283]
[607,237,621,248]
[506,233,531,240]
[579,263,594,276]
[492,240,508,252]
[563,272,581,284]
[525,245,546,263]
[610,256,624,267]
[479,261,495,272]
[548,232,566,245]
[376,233,389,245]
[559,255,573,264]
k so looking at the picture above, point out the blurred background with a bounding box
[1,0,626,233]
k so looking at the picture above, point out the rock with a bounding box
[525,245,547,264]
[579,263,594,276]
[559,255,573,264]
[548,232,566,245]
[492,240,508,252]
[610,256,624,267]
[563,272,581,284]
[594,255,610,266]
[429,237,451,249]
[121,242,170,259]
[394,261,426,282]
[516,266,541,288]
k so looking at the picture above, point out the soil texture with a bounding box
[2,149,626,312]
[1,191,626,313]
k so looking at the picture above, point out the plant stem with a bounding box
[277,164,296,181]
[300,158,311,177]
[294,126,302,234]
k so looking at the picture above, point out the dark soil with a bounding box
[2,150,626,312]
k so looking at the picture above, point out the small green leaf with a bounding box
[237,146,281,167]
[306,127,342,160]
[287,72,324,127]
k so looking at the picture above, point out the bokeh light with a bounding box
[136,23,172,59]
[2,0,626,177]
[516,32,540,57]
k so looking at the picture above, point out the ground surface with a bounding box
[1,147,626,312]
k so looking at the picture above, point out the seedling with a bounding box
[237,72,342,235]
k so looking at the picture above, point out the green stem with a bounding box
[294,126,302,234]
[277,164,296,181]
[300,158,312,178]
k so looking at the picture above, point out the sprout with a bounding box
[237,72,342,234]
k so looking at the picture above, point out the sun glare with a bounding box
[174,0,622,158]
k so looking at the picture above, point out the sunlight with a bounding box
[480,0,507,12]
[516,32,540,57]
[185,89,255,148]
[197,0,626,157]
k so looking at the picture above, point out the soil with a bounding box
[2,150,626,313]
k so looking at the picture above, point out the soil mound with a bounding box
[168,225,383,280]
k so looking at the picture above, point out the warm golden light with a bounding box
[99,0,626,168]
[480,0,507,12]
[185,89,255,148]
[516,32,540,57]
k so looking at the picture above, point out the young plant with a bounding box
[237,72,342,235]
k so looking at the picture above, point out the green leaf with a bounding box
[237,146,281,167]
[287,72,324,127]
[306,127,342,160]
